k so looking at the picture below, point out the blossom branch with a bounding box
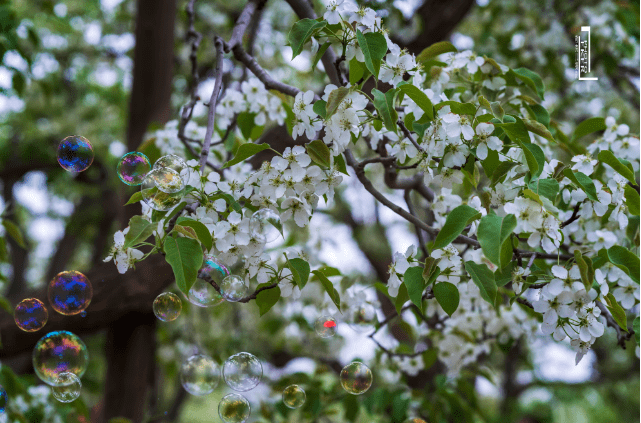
[199,36,225,174]
[595,300,635,349]
[404,189,429,258]
[225,0,267,53]
[560,202,582,228]
[397,119,424,153]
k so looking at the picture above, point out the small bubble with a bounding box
[32,331,89,386]
[187,255,228,307]
[340,362,372,395]
[141,168,185,211]
[249,208,282,243]
[153,292,182,322]
[48,271,92,316]
[282,385,306,409]
[220,275,247,302]
[117,152,151,186]
[218,393,250,423]
[315,315,337,338]
[223,352,262,392]
[347,302,377,334]
[0,386,7,412]
[57,136,94,172]
[14,298,48,332]
[154,154,188,180]
[51,372,81,403]
[80,311,87,317]
[180,354,220,396]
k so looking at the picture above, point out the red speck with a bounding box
[323,320,336,328]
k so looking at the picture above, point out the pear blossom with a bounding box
[612,277,639,309]
[571,155,598,175]
[103,228,144,274]
[474,122,502,160]
[281,197,311,227]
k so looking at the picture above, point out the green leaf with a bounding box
[422,257,440,285]
[123,216,155,248]
[394,282,409,314]
[356,29,387,78]
[574,250,593,291]
[163,237,203,294]
[416,41,457,63]
[563,169,598,201]
[311,42,330,69]
[571,117,606,142]
[403,266,426,312]
[288,257,310,289]
[397,84,433,120]
[494,262,514,287]
[125,191,143,205]
[349,57,367,85]
[334,154,349,176]
[498,117,530,144]
[433,282,459,316]
[287,19,327,59]
[477,214,516,269]
[526,104,550,128]
[223,143,271,168]
[522,188,543,205]
[307,140,332,168]
[512,68,545,99]
[176,217,213,251]
[325,86,350,119]
[490,101,505,122]
[0,296,12,315]
[1,220,25,248]
[604,293,628,332]
[256,283,281,316]
[432,205,481,249]
[372,88,398,132]
[312,269,341,311]
[434,101,476,115]
[237,111,257,139]
[528,178,559,202]
[523,118,555,142]
[598,150,637,186]
[633,316,639,344]
[464,261,498,306]
[625,185,640,216]
[490,161,518,187]
[173,225,198,240]
[313,100,327,119]
[521,142,546,178]
[607,246,640,284]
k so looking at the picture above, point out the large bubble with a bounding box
[153,292,182,322]
[48,271,92,316]
[180,354,220,396]
[223,352,262,392]
[282,384,306,409]
[340,362,372,395]
[117,152,151,186]
[249,208,282,243]
[32,331,89,386]
[347,302,377,334]
[314,315,337,338]
[220,275,247,302]
[51,372,81,403]
[141,168,185,211]
[14,298,48,332]
[218,393,251,423]
[188,255,228,307]
[57,136,94,172]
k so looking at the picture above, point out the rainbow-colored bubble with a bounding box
[141,168,185,211]
[153,292,182,322]
[340,362,372,395]
[32,331,89,386]
[14,298,48,332]
[57,136,94,172]
[48,271,93,316]
[117,152,151,186]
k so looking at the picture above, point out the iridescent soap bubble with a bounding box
[32,331,89,386]
[141,168,185,211]
[347,302,377,333]
[249,208,282,243]
[57,136,94,172]
[187,255,228,307]
[220,275,247,302]
[14,298,48,332]
[282,385,306,409]
[0,386,6,412]
[154,154,189,186]
[218,393,250,423]
[153,292,182,322]
[48,271,92,316]
[180,354,220,396]
[223,352,262,392]
[340,362,372,395]
[117,152,151,186]
[51,372,81,403]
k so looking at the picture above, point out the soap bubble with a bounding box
[218,393,250,423]
[14,298,48,332]
[141,168,185,211]
[314,315,337,338]
[51,372,81,403]
[249,208,282,243]
[117,152,151,186]
[154,154,189,193]
[340,362,372,395]
[0,386,6,412]
[347,302,377,333]
[57,136,94,172]
[220,275,247,302]
[180,354,220,396]
[187,255,228,307]
[282,385,306,409]
[48,271,92,316]
[32,331,89,386]
[223,352,262,392]
[153,292,182,322]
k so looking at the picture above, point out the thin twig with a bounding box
[225,0,263,52]
[404,189,429,259]
[199,36,225,174]
[397,120,424,153]
[560,202,582,228]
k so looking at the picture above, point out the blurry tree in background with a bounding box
[0,0,638,422]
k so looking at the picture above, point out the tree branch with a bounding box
[198,36,225,174]
[596,300,635,349]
